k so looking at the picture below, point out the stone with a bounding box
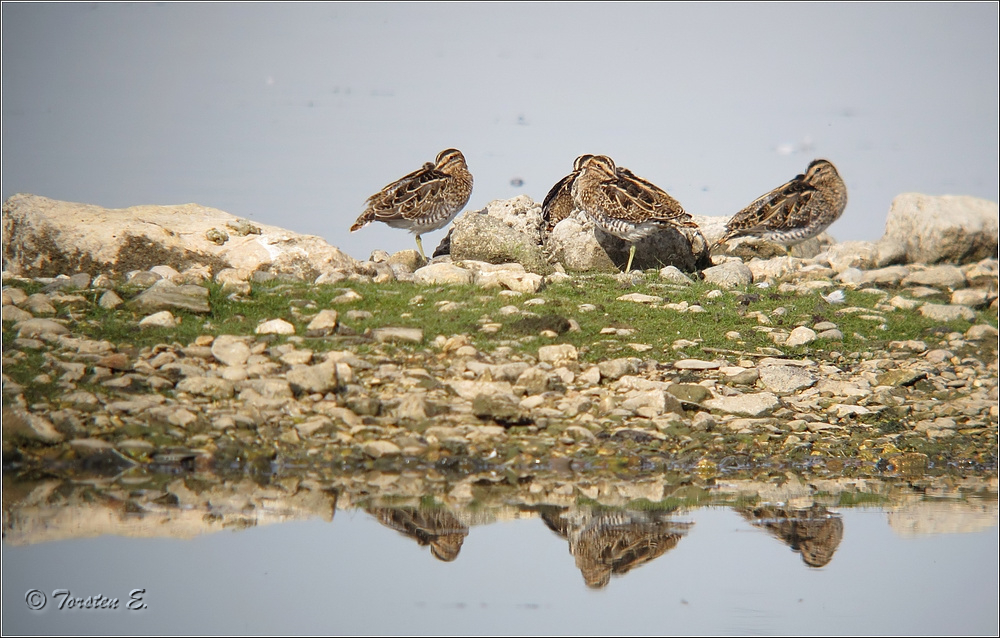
[745,256,802,283]
[372,327,423,344]
[256,319,296,335]
[861,266,911,286]
[386,250,424,273]
[659,266,695,284]
[23,294,56,315]
[306,309,339,335]
[901,265,967,289]
[758,365,816,394]
[175,377,235,399]
[547,215,617,273]
[966,324,999,341]
[126,271,162,287]
[704,392,780,417]
[617,293,664,304]
[950,289,991,308]
[395,394,429,421]
[881,193,998,264]
[701,262,753,288]
[211,335,252,367]
[598,358,641,380]
[287,364,342,395]
[131,282,211,314]
[472,392,530,424]
[413,263,474,285]
[447,380,515,401]
[1,193,359,279]
[16,318,70,337]
[98,290,123,309]
[537,344,578,365]
[2,305,33,322]
[823,241,879,272]
[2,287,28,305]
[577,210,709,272]
[785,326,817,347]
[2,407,65,444]
[673,359,721,370]
[362,440,401,458]
[918,303,976,322]
[445,197,552,274]
[876,369,927,387]
[514,367,553,394]
[667,383,712,404]
[473,267,545,293]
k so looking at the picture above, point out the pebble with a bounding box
[256,319,296,335]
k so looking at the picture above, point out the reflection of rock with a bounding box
[540,506,692,589]
[737,504,843,568]
[368,507,469,562]
[887,500,999,537]
[2,478,339,546]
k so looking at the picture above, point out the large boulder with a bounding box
[879,193,998,265]
[548,211,709,273]
[436,195,552,274]
[2,193,359,279]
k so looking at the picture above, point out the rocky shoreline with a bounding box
[2,193,998,486]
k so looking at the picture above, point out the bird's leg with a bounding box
[624,244,637,273]
[415,234,427,261]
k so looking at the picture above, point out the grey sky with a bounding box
[3,3,998,261]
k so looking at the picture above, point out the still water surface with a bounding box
[3,474,997,635]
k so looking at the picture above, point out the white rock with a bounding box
[211,335,252,366]
[1,194,358,279]
[138,311,176,328]
[882,193,998,265]
[413,263,474,285]
[702,262,753,288]
[256,319,295,335]
[704,392,780,417]
[919,303,976,322]
[785,326,817,347]
[537,344,578,365]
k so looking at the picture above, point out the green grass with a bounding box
[2,272,995,391]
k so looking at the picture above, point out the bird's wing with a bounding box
[542,172,578,228]
[366,164,452,221]
[603,170,689,223]
[727,175,817,234]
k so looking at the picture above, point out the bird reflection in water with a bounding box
[367,507,470,562]
[737,503,844,568]
[540,507,693,589]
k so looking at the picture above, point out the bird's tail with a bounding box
[350,210,375,233]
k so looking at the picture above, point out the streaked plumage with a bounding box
[714,159,847,252]
[572,155,698,272]
[540,507,692,589]
[368,507,469,563]
[350,148,473,260]
[541,154,593,233]
[737,504,844,568]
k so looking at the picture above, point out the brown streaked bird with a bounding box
[713,159,847,254]
[541,154,594,233]
[368,507,469,563]
[540,507,693,590]
[350,148,473,260]
[571,155,698,272]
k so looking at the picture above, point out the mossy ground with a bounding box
[5,273,995,363]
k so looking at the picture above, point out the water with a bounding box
[2,4,998,262]
[3,472,997,635]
